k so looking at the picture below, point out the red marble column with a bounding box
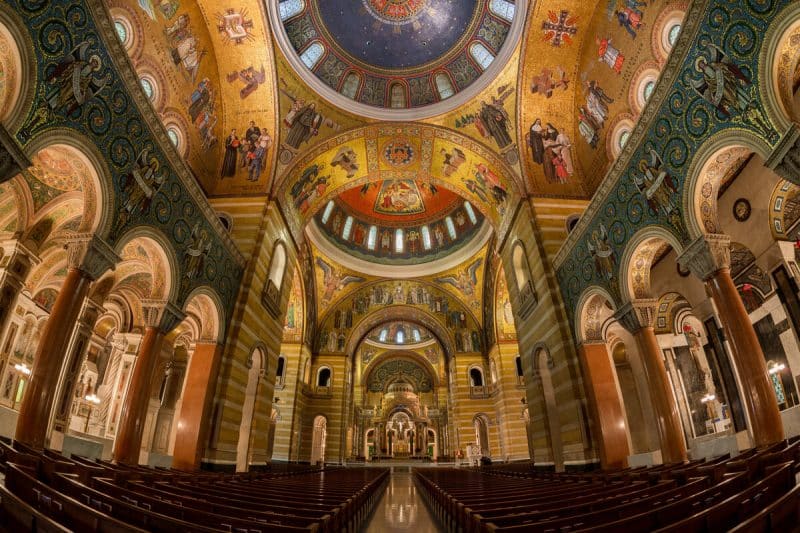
[172,342,223,471]
[616,301,688,463]
[113,301,184,465]
[15,236,117,449]
[679,234,784,446]
[577,342,630,469]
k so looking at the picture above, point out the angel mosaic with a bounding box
[588,223,615,281]
[279,80,341,152]
[634,149,679,218]
[440,147,466,177]
[44,42,109,117]
[184,223,211,279]
[165,14,206,82]
[613,1,646,39]
[119,149,166,227]
[434,258,483,298]
[688,43,753,118]
[315,257,365,303]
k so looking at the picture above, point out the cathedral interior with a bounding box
[1,0,800,531]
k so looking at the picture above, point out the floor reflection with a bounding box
[365,468,441,532]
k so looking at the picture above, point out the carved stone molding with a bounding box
[0,123,31,185]
[677,234,731,281]
[64,234,120,281]
[0,240,39,288]
[615,299,658,334]
[141,299,186,333]
[766,123,800,185]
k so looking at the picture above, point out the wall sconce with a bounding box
[768,363,786,375]
[13,363,31,375]
[700,393,716,403]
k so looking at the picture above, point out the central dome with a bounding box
[316,0,478,70]
[272,0,523,118]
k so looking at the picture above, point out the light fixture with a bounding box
[85,393,101,405]
[768,363,786,375]
[700,393,716,403]
[14,363,31,375]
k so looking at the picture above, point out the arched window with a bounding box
[489,0,515,22]
[166,126,181,148]
[643,80,655,102]
[390,83,406,108]
[268,242,287,290]
[140,77,155,100]
[279,0,305,21]
[434,73,455,100]
[276,356,285,379]
[469,367,484,387]
[341,72,360,99]
[412,328,421,342]
[445,216,457,239]
[565,214,580,234]
[396,329,405,344]
[469,42,494,71]
[512,242,531,291]
[379,328,388,342]
[515,355,524,380]
[367,226,378,250]
[667,23,681,48]
[114,20,128,43]
[618,129,631,150]
[321,201,335,224]
[317,367,332,387]
[421,226,432,250]
[395,228,404,253]
[464,202,478,224]
[300,41,324,69]
[342,216,353,240]
[113,16,133,50]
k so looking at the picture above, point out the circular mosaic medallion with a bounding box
[382,139,415,167]
[362,0,428,25]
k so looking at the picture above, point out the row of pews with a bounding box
[0,440,388,532]
[414,438,800,532]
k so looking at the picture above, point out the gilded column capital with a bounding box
[141,299,186,333]
[677,234,731,281]
[0,123,31,185]
[614,299,658,334]
[64,234,120,281]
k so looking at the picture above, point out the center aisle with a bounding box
[365,468,442,532]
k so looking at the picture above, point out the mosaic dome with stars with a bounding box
[278,0,517,112]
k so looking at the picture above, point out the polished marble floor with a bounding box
[365,468,442,532]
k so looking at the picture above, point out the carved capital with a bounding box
[141,299,186,333]
[766,124,800,185]
[677,234,731,281]
[65,234,120,281]
[615,299,658,334]
[0,124,31,185]
[0,240,39,287]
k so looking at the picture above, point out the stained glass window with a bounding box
[342,216,353,240]
[464,202,477,224]
[489,0,515,22]
[167,127,180,147]
[469,42,494,71]
[643,80,655,102]
[445,216,457,239]
[413,328,421,342]
[140,78,154,100]
[321,201,334,224]
[367,226,377,250]
[279,0,305,21]
[114,21,128,44]
[396,329,405,344]
[395,228,404,253]
[341,72,360,99]
[421,226,432,250]
[667,23,681,48]
[300,42,324,69]
[435,73,454,100]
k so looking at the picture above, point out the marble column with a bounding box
[0,240,38,339]
[113,300,184,465]
[15,235,118,449]
[678,234,784,446]
[577,342,630,468]
[616,300,688,463]
[172,342,224,471]
[52,296,105,434]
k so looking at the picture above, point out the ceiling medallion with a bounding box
[363,0,428,25]
[382,138,415,167]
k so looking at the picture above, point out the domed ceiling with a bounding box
[310,179,485,266]
[274,0,521,117]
